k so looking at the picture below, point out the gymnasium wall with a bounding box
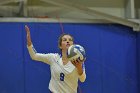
[0,22,139,93]
[137,32,140,93]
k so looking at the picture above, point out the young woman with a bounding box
[25,25,86,93]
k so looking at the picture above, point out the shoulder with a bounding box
[47,53,61,61]
[52,53,61,60]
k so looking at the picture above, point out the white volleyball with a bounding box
[67,44,86,62]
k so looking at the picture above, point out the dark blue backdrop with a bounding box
[0,22,139,93]
[137,32,140,93]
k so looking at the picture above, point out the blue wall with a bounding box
[137,32,140,93]
[0,23,139,93]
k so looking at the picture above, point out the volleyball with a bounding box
[67,44,86,62]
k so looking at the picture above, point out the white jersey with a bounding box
[27,45,86,93]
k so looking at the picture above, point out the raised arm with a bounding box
[25,25,52,65]
[25,25,32,46]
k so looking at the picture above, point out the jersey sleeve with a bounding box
[27,44,59,65]
[78,63,86,82]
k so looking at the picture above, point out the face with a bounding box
[60,35,73,50]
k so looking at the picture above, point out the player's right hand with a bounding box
[25,25,32,46]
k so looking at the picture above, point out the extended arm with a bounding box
[25,25,51,65]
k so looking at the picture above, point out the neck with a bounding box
[62,50,67,60]
[62,50,68,64]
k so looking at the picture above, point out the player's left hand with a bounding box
[71,58,85,68]
[71,58,86,75]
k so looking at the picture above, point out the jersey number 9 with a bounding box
[60,73,65,81]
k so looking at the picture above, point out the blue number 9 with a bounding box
[60,73,65,81]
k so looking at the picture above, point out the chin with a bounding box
[67,46,70,49]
